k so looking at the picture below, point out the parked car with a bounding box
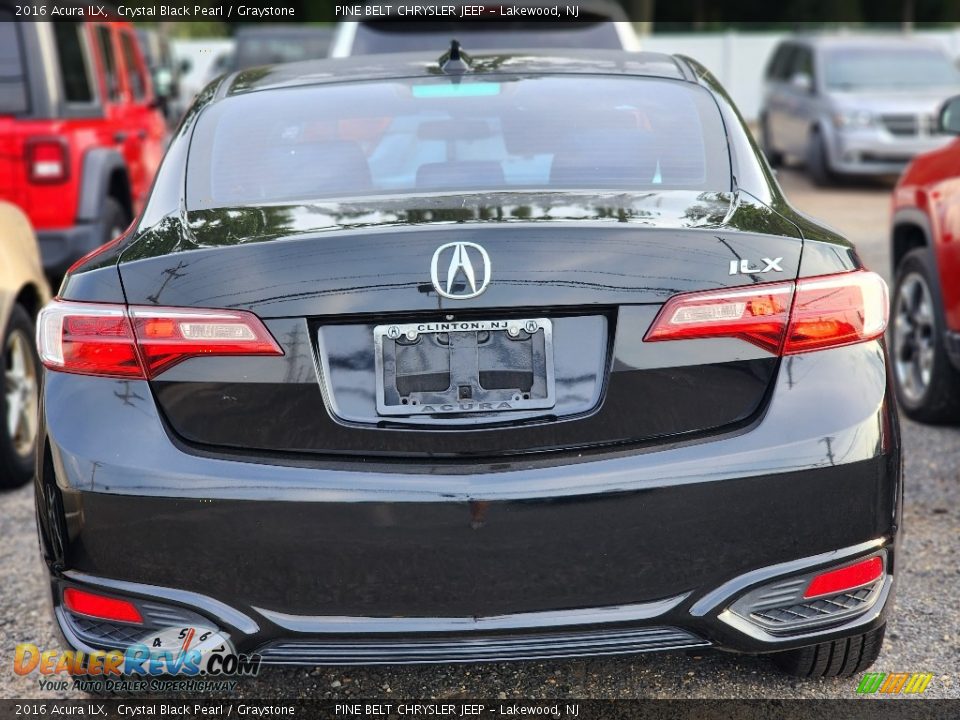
[0,12,167,281]
[136,28,185,123]
[330,0,640,56]
[36,48,898,678]
[234,25,334,70]
[890,94,960,422]
[0,202,50,487]
[760,35,959,185]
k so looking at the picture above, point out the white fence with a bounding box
[640,29,960,122]
[170,28,960,123]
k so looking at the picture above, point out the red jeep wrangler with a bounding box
[891,93,960,423]
[0,10,166,279]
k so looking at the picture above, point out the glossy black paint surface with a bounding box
[116,212,802,316]
[42,50,901,663]
[61,459,891,618]
[39,336,899,653]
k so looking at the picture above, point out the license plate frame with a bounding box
[373,318,556,417]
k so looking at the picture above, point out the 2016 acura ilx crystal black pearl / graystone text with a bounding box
[35,46,900,677]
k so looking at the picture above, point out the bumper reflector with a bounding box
[804,556,884,599]
[727,551,887,634]
[63,588,143,625]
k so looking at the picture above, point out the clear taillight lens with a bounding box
[37,300,283,379]
[644,270,889,356]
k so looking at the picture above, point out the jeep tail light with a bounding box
[63,588,143,624]
[37,300,283,379]
[645,270,888,355]
[26,138,69,184]
[803,556,884,599]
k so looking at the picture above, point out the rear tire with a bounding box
[1,304,41,488]
[892,248,960,423]
[806,130,835,187]
[770,624,886,678]
[760,116,783,168]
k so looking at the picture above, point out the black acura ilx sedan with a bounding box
[35,47,900,678]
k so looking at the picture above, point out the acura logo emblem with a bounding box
[430,242,491,300]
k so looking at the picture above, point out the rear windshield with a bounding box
[0,15,29,115]
[352,22,622,53]
[187,76,731,209]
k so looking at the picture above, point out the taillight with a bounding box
[129,307,283,377]
[25,138,70,184]
[803,556,884,599]
[644,282,793,354]
[784,272,888,354]
[37,300,283,379]
[37,302,141,378]
[63,588,143,624]
[645,270,888,356]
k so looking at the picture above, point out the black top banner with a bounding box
[3,1,959,24]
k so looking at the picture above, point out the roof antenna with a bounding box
[440,39,470,74]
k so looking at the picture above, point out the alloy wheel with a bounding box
[4,328,39,457]
[893,272,936,403]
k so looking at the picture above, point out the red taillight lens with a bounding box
[25,138,70,184]
[37,300,283,379]
[803,556,884,599]
[37,302,141,378]
[63,588,143,624]
[644,281,794,354]
[644,270,888,356]
[129,307,284,377]
[784,272,889,354]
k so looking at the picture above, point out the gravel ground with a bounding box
[2,169,958,701]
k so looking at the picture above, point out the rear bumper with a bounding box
[37,341,902,662]
[50,543,894,664]
[36,223,101,278]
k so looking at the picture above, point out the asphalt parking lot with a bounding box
[2,168,958,701]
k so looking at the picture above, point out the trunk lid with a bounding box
[117,191,802,458]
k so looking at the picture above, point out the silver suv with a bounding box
[760,35,960,185]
